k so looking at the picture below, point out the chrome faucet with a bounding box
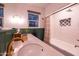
[6,33,24,56]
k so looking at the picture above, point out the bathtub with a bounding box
[6,34,64,56]
[50,38,79,56]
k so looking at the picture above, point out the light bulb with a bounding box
[10,16,24,25]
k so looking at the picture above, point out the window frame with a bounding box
[28,11,40,28]
[0,4,4,28]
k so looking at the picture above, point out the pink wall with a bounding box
[3,3,45,29]
[3,3,70,29]
[50,4,79,45]
[50,4,79,55]
[44,3,70,43]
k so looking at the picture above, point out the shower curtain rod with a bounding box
[45,3,78,18]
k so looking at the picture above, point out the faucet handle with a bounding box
[75,45,79,48]
[13,38,24,42]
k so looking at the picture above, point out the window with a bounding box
[28,10,40,27]
[0,8,3,17]
[0,4,4,27]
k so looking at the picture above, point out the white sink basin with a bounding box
[17,43,45,56]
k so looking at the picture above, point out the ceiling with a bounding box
[25,3,70,8]
[4,3,70,8]
[24,3,50,8]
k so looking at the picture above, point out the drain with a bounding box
[41,49,43,51]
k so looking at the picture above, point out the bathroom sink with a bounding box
[17,43,45,56]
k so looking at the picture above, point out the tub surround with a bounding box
[20,28,44,41]
[0,29,17,55]
[0,28,44,55]
[12,34,64,56]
